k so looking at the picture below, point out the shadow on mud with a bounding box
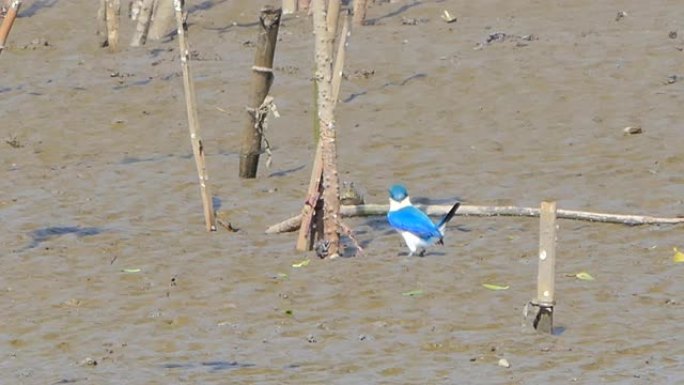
[25,226,104,250]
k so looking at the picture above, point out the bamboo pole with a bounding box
[0,0,20,55]
[532,201,557,333]
[174,0,216,231]
[105,0,121,51]
[352,0,369,26]
[130,0,155,47]
[267,203,684,233]
[239,6,282,178]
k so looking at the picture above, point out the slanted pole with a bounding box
[174,0,216,231]
[533,201,557,333]
[0,0,21,55]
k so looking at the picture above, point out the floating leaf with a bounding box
[482,283,509,291]
[673,247,684,263]
[277,272,289,278]
[121,268,141,273]
[402,289,424,297]
[292,259,310,268]
[575,271,595,281]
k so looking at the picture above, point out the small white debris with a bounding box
[498,358,511,368]
[623,126,643,135]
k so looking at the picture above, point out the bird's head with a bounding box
[388,184,409,203]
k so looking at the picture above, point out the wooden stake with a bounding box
[174,0,216,232]
[532,201,557,333]
[0,0,20,55]
[282,0,297,14]
[239,6,282,178]
[267,203,684,234]
[352,0,369,26]
[105,0,121,51]
[298,0,311,12]
[130,0,155,47]
[149,0,176,41]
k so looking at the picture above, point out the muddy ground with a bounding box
[1,0,684,384]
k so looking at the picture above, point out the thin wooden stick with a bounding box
[331,10,350,102]
[267,203,684,233]
[0,0,20,55]
[174,0,216,231]
[533,201,557,333]
[130,0,155,47]
[296,142,324,250]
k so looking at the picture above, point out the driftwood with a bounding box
[174,0,215,231]
[267,203,684,234]
[239,6,282,178]
[0,0,20,55]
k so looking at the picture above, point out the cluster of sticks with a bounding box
[97,0,180,51]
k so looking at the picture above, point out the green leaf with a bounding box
[292,259,310,268]
[401,289,424,297]
[482,283,509,291]
[121,268,141,273]
[575,271,595,281]
[673,247,684,263]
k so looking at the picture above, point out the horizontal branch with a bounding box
[265,203,684,234]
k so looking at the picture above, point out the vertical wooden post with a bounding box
[130,0,155,47]
[239,6,282,178]
[105,0,121,51]
[533,201,557,333]
[352,0,369,26]
[0,0,20,55]
[174,0,216,231]
[149,0,176,41]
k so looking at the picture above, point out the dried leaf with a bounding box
[482,283,509,291]
[673,247,684,263]
[292,259,310,268]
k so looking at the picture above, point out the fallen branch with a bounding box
[266,203,684,233]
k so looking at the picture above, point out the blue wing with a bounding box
[387,206,441,239]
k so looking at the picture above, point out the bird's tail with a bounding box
[437,202,460,232]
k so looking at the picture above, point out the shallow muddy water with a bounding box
[1,0,684,384]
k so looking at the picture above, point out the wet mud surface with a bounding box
[1,0,684,384]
